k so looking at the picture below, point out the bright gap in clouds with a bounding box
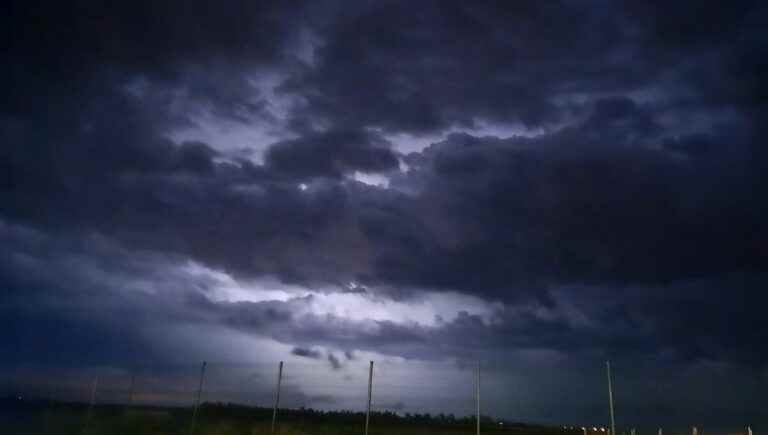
[182,261,501,327]
[351,171,390,188]
[182,261,304,303]
[165,72,299,162]
[383,120,550,154]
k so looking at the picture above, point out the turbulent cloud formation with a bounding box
[291,347,323,359]
[265,129,399,179]
[2,0,768,428]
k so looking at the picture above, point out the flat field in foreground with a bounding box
[1,400,569,435]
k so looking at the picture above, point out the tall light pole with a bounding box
[271,361,283,435]
[365,361,374,435]
[606,361,616,435]
[476,360,481,435]
[189,361,207,435]
[82,376,99,435]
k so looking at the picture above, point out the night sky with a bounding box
[2,0,767,431]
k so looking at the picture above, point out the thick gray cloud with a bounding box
[2,0,768,427]
[281,0,767,134]
[0,219,765,426]
[377,104,764,293]
[265,129,399,179]
[291,347,323,359]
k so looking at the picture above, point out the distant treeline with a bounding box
[1,396,572,433]
[198,401,520,427]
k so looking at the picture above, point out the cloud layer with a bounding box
[2,0,767,427]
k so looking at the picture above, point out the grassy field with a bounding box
[1,399,572,435]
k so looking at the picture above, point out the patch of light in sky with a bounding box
[170,260,516,416]
[383,120,549,154]
[155,323,294,364]
[123,76,150,99]
[180,261,502,327]
[351,171,390,188]
[291,27,321,66]
[181,260,308,303]
[170,113,279,161]
[168,72,298,162]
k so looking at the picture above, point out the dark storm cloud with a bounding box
[368,103,766,296]
[265,129,399,178]
[1,1,312,133]
[327,352,342,370]
[3,1,300,68]
[2,1,768,424]
[3,0,766,294]
[291,347,323,359]
[0,219,765,428]
[190,274,767,367]
[281,0,627,132]
[0,222,194,366]
[2,218,764,369]
[1,80,365,285]
[282,0,767,134]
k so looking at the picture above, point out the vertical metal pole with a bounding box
[123,371,137,425]
[189,361,207,435]
[476,360,481,435]
[44,384,59,435]
[127,372,136,407]
[606,361,616,435]
[82,376,99,435]
[272,361,283,435]
[365,361,374,435]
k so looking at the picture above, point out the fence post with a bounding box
[365,361,374,435]
[606,361,616,435]
[747,427,752,435]
[476,360,481,435]
[43,384,60,435]
[658,428,662,435]
[123,371,137,425]
[189,361,207,435]
[82,376,99,435]
[127,372,136,407]
[272,361,284,435]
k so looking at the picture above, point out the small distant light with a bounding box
[593,428,598,431]
[18,396,22,400]
[602,429,607,432]
[298,183,308,191]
